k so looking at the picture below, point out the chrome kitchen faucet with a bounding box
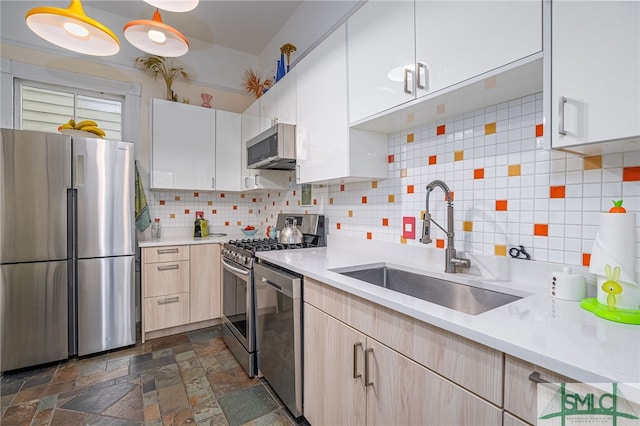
[420,180,470,273]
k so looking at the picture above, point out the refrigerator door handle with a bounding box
[76,154,85,186]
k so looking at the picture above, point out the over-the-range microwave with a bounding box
[246,123,296,170]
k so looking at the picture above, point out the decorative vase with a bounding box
[276,54,286,82]
[200,93,212,108]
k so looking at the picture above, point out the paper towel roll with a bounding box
[589,212,638,309]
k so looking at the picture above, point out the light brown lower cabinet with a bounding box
[304,303,502,425]
[190,244,221,323]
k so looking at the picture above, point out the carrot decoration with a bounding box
[609,200,626,213]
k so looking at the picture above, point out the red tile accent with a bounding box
[382,218,389,227]
[428,155,437,165]
[496,200,508,211]
[535,124,544,137]
[474,168,485,179]
[362,196,367,204]
[286,201,289,206]
[550,186,566,198]
[436,239,445,249]
[220,193,225,198]
[534,224,549,236]
[366,232,373,240]
[224,221,229,226]
[252,198,257,202]
[340,185,345,192]
[582,253,591,267]
[159,200,165,205]
[194,192,199,197]
[336,223,341,230]
[184,209,190,215]
[293,190,296,196]
[388,154,394,163]
[436,125,446,135]
[623,166,640,181]
[407,185,414,194]
[233,205,237,210]
[313,199,317,205]
[212,209,217,214]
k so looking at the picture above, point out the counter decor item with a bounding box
[581,200,640,324]
[58,118,106,138]
[135,55,191,101]
[275,56,285,82]
[241,225,258,237]
[243,68,272,99]
[281,43,297,72]
[200,93,212,108]
[550,267,586,301]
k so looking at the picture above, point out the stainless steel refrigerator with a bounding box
[0,129,136,372]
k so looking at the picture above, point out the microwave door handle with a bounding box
[250,156,280,169]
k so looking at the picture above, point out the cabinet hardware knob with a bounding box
[364,347,374,387]
[353,342,363,379]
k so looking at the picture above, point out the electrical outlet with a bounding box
[195,211,204,219]
[402,216,416,239]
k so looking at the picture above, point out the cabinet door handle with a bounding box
[244,176,250,188]
[364,347,374,387]
[157,264,179,271]
[403,68,413,94]
[529,371,550,384]
[416,62,428,91]
[254,175,260,187]
[157,296,179,305]
[211,177,215,189]
[295,165,301,183]
[353,342,363,379]
[157,248,179,254]
[558,96,568,135]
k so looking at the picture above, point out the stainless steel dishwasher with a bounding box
[254,261,303,418]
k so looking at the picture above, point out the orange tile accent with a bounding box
[550,186,566,199]
[400,236,407,244]
[535,124,543,137]
[336,223,341,230]
[329,198,334,205]
[584,155,602,170]
[534,224,549,237]
[428,155,437,165]
[462,221,473,232]
[388,154,394,163]
[406,133,414,143]
[185,209,190,215]
[236,221,242,226]
[248,209,253,214]
[388,195,395,203]
[407,185,414,194]
[348,210,353,217]
[496,200,508,211]
[382,218,389,226]
[159,200,165,205]
[361,196,367,204]
[435,239,445,249]
[194,192,199,197]
[495,245,507,256]
[400,169,407,178]
[454,151,464,161]
[508,164,521,176]
[224,221,229,226]
[372,181,378,189]
[174,196,181,201]
[474,168,485,179]
[485,123,496,135]
[582,253,591,267]
[241,194,246,199]
[623,166,640,181]
[207,201,213,206]
[436,125,446,135]
[170,213,176,219]
[340,185,345,192]
[366,232,373,240]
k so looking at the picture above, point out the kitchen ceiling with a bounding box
[89,0,304,55]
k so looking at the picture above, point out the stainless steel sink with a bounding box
[333,264,521,315]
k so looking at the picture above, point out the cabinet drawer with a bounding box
[305,277,503,405]
[143,260,189,297]
[144,292,190,332]
[504,355,574,424]
[143,246,189,264]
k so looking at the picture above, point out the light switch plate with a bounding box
[402,216,416,239]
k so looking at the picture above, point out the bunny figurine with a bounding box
[601,264,623,311]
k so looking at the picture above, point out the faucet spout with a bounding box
[421,180,470,273]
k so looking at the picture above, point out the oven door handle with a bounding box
[221,258,251,276]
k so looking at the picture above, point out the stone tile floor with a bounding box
[0,326,301,426]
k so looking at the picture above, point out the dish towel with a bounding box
[135,161,152,232]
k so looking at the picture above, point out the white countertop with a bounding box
[255,236,640,390]
[137,226,250,248]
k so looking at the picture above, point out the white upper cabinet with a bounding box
[415,1,541,94]
[348,0,542,124]
[550,1,640,151]
[296,23,387,184]
[260,69,297,128]
[215,110,242,192]
[151,99,216,191]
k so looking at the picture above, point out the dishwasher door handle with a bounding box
[260,276,282,291]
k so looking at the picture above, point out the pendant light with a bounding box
[123,9,189,57]
[143,0,199,13]
[25,0,120,56]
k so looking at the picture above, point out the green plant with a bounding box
[135,55,190,101]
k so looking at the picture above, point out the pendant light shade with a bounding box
[124,9,189,57]
[25,0,120,56]
[143,0,199,13]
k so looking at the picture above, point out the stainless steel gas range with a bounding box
[220,213,326,417]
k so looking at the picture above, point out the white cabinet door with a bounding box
[347,0,415,124]
[296,24,350,183]
[415,0,541,95]
[151,99,216,191]
[275,68,296,125]
[258,88,275,131]
[215,110,242,192]
[240,100,261,190]
[551,1,640,148]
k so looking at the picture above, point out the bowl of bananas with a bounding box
[58,119,106,139]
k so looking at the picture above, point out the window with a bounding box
[17,81,124,140]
